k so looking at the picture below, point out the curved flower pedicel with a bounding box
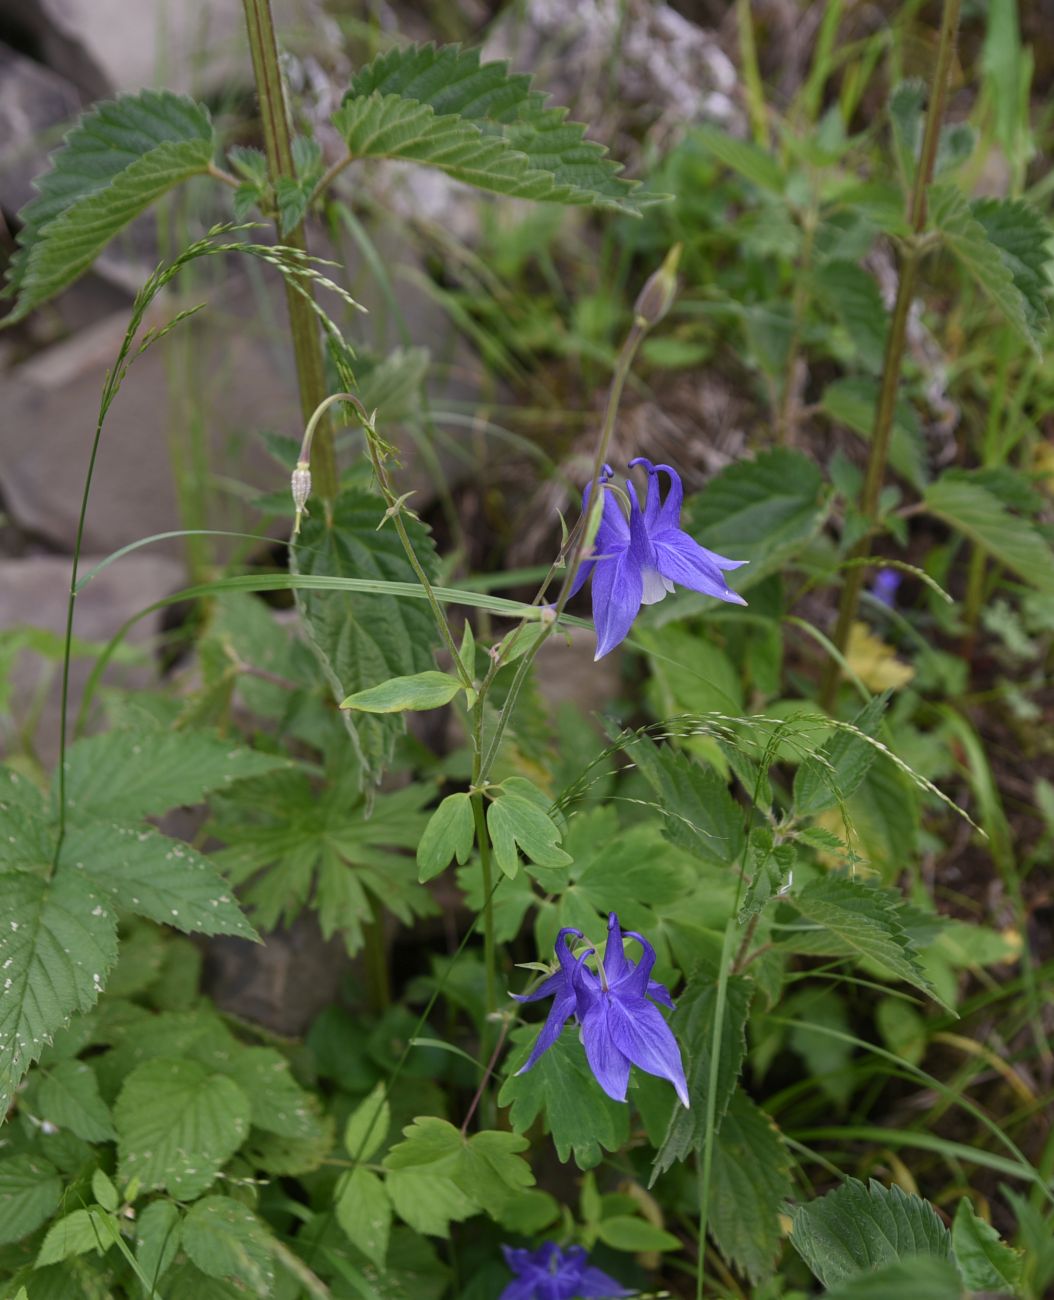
[567,459,747,659]
[500,1242,635,1300]
[514,914,689,1108]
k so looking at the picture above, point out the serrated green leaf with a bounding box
[0,767,54,870]
[345,1084,391,1162]
[952,1197,1023,1293]
[923,475,1054,594]
[0,1154,63,1244]
[60,822,257,940]
[789,1177,952,1288]
[971,197,1052,337]
[198,1045,325,1142]
[336,1168,392,1268]
[341,671,463,714]
[242,1118,336,1176]
[687,449,829,588]
[274,176,313,237]
[632,740,745,867]
[889,81,925,192]
[292,490,443,782]
[334,43,650,215]
[115,1057,250,1198]
[709,1091,793,1284]
[38,1060,115,1142]
[820,377,927,488]
[486,787,570,878]
[499,1024,629,1169]
[824,1256,965,1299]
[384,1117,533,1221]
[793,694,886,817]
[4,91,215,323]
[136,1200,182,1297]
[183,1196,275,1293]
[36,1209,121,1265]
[693,123,784,193]
[814,261,888,373]
[417,793,475,882]
[60,727,288,823]
[0,871,118,1114]
[782,877,939,1002]
[652,975,752,1179]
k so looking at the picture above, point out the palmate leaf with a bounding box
[292,490,443,782]
[3,91,216,323]
[333,43,652,214]
[0,871,118,1115]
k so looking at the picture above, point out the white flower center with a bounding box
[640,566,675,605]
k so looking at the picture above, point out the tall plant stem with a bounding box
[241,0,337,505]
[471,787,497,1023]
[820,0,962,710]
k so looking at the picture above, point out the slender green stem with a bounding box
[472,789,498,1022]
[820,0,962,709]
[241,0,337,504]
[363,895,391,1011]
[735,0,768,149]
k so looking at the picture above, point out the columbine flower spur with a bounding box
[500,1242,635,1300]
[513,913,689,1108]
[567,458,747,658]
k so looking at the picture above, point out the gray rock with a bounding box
[0,42,83,218]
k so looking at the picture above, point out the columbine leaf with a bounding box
[333,43,650,215]
[37,1059,115,1142]
[0,871,118,1114]
[183,1196,276,1293]
[115,1057,251,1198]
[4,91,216,323]
[793,694,887,818]
[341,670,463,714]
[292,490,443,782]
[60,726,289,823]
[652,975,752,1180]
[386,1167,478,1238]
[486,779,571,878]
[709,1091,793,1285]
[60,822,257,940]
[923,474,1054,595]
[951,1197,1024,1294]
[789,1178,951,1288]
[417,793,476,882]
[336,1168,392,1267]
[499,1025,630,1170]
[0,1155,63,1244]
[781,877,939,1003]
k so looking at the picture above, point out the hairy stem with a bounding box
[241,0,337,504]
[820,0,962,709]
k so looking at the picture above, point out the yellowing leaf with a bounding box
[846,623,914,692]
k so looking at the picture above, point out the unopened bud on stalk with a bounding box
[633,243,682,328]
[291,460,311,536]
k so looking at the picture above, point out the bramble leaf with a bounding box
[183,1196,276,1293]
[38,1059,115,1142]
[36,1209,120,1265]
[0,1155,63,1244]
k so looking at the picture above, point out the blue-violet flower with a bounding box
[514,913,689,1108]
[568,459,747,659]
[500,1242,635,1300]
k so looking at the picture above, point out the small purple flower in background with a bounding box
[513,914,689,1108]
[567,459,747,659]
[871,567,902,608]
[500,1242,635,1299]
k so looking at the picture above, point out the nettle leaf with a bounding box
[210,767,434,955]
[0,1154,63,1244]
[499,1024,629,1170]
[633,740,745,868]
[4,91,216,323]
[923,474,1054,595]
[60,726,289,823]
[115,1056,251,1198]
[333,43,650,214]
[60,822,257,940]
[790,1177,951,1288]
[709,1091,793,1285]
[37,1059,115,1142]
[336,1168,392,1267]
[183,1196,276,1293]
[951,1197,1023,1294]
[417,793,475,882]
[813,261,888,373]
[342,670,463,713]
[930,183,1051,350]
[292,490,443,782]
[0,871,118,1115]
[820,377,927,489]
[652,974,752,1180]
[687,449,829,588]
[781,877,939,1003]
[793,694,886,818]
[889,81,925,191]
[486,780,571,879]
[738,830,795,923]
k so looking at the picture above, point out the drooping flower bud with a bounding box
[291,459,311,536]
[633,243,682,328]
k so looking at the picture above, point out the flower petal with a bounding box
[515,986,578,1075]
[580,1001,632,1102]
[591,546,644,659]
[602,913,631,986]
[646,980,676,1010]
[610,928,656,996]
[605,995,690,1108]
[630,457,683,532]
[653,531,747,605]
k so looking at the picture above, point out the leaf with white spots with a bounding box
[37,1059,115,1142]
[59,727,290,823]
[182,1196,276,1292]
[0,871,118,1116]
[0,1153,63,1243]
[61,822,257,940]
[115,1056,251,1198]
[189,1044,325,1141]
[0,767,54,871]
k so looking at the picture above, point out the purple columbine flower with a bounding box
[500,1242,635,1300]
[513,914,689,1108]
[567,459,747,659]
